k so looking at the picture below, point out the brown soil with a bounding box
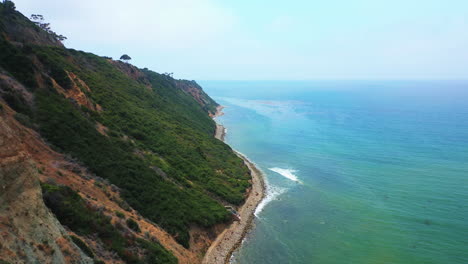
[0,101,201,263]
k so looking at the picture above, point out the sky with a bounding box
[13,0,468,80]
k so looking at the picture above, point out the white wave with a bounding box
[254,184,286,217]
[269,167,301,183]
[230,151,283,217]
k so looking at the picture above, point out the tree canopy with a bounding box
[120,54,132,61]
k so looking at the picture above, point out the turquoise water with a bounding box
[200,81,468,264]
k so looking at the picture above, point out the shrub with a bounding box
[0,37,37,88]
[2,91,32,116]
[2,0,16,14]
[70,235,94,258]
[126,218,140,233]
[41,183,176,263]
[14,113,35,129]
[115,211,125,219]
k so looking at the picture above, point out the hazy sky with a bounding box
[14,0,468,80]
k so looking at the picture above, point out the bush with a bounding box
[126,218,140,233]
[14,112,36,129]
[115,211,125,218]
[0,36,37,88]
[2,91,32,116]
[70,235,94,258]
[138,238,178,264]
[2,0,16,14]
[41,183,176,263]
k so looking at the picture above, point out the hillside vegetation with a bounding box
[0,1,250,255]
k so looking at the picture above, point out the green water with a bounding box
[202,80,468,264]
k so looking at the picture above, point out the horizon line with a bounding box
[197,79,468,82]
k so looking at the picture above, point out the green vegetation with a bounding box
[115,211,125,218]
[138,238,178,264]
[120,54,131,62]
[176,80,219,115]
[70,235,94,258]
[14,112,35,129]
[27,47,250,247]
[41,183,177,264]
[126,218,141,233]
[0,2,251,249]
[2,0,15,14]
[30,14,67,41]
[1,89,32,116]
[0,30,37,88]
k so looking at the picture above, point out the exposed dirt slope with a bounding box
[0,96,202,263]
[0,104,92,264]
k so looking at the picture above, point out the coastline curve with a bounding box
[203,106,266,264]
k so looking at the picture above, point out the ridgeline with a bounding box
[0,2,251,263]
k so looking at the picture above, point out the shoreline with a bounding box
[203,106,266,264]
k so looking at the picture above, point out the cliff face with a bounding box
[175,80,219,116]
[0,2,250,263]
[0,106,91,264]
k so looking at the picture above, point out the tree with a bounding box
[120,54,132,62]
[55,34,67,41]
[29,14,67,42]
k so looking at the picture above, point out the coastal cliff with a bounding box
[0,105,92,264]
[0,2,254,263]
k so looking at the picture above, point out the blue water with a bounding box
[200,81,468,264]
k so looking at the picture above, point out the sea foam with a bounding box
[269,167,301,183]
[255,167,300,217]
[254,184,286,217]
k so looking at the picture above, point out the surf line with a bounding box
[269,167,302,184]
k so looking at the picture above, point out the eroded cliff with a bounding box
[0,2,251,263]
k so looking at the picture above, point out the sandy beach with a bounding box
[203,106,266,264]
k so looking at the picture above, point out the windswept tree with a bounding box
[120,54,132,63]
[30,14,67,41]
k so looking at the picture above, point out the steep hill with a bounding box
[0,2,251,263]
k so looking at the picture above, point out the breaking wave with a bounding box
[254,184,286,217]
[269,167,301,183]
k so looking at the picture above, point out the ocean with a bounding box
[200,80,468,264]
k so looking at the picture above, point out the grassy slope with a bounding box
[0,3,251,249]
